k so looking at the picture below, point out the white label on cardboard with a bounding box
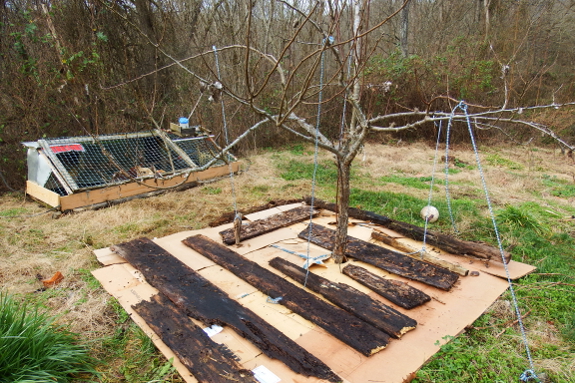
[202,324,224,337]
[252,365,281,383]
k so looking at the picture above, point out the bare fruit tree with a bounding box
[111,0,575,263]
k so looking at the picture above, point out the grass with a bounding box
[280,159,339,185]
[541,174,575,198]
[379,174,440,190]
[275,145,575,382]
[1,142,574,382]
[485,152,524,170]
[0,292,97,382]
[94,300,180,382]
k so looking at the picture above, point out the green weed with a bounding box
[379,175,440,190]
[496,205,548,236]
[414,334,528,382]
[0,292,97,382]
[113,222,139,235]
[541,174,575,198]
[447,167,463,174]
[98,304,179,383]
[280,160,339,185]
[563,312,575,343]
[251,184,271,197]
[485,153,524,170]
[289,143,306,156]
[453,158,469,168]
[0,207,28,217]
[202,186,222,195]
[77,268,102,290]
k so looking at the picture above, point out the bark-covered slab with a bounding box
[371,230,469,276]
[268,257,416,338]
[112,238,340,382]
[209,199,304,227]
[306,197,511,263]
[342,264,431,309]
[183,234,391,356]
[298,224,459,291]
[219,206,316,245]
[132,294,257,383]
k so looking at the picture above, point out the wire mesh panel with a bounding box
[44,173,67,196]
[35,131,230,194]
[172,135,234,167]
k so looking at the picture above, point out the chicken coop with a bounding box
[23,130,238,211]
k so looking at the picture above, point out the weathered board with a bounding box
[298,224,460,291]
[112,237,340,383]
[268,257,416,338]
[219,206,316,245]
[306,197,511,263]
[371,230,469,276]
[209,199,303,227]
[132,294,257,383]
[342,264,431,310]
[183,234,391,356]
[56,164,238,211]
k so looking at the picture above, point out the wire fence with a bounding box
[32,131,232,196]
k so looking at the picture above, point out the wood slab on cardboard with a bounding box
[93,205,535,383]
[92,263,334,383]
[369,225,535,280]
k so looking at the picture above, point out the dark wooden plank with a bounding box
[219,206,316,245]
[183,234,391,356]
[306,197,511,263]
[268,257,416,338]
[298,224,460,291]
[112,238,340,383]
[132,294,257,383]
[342,264,431,310]
[371,230,469,276]
[209,199,304,227]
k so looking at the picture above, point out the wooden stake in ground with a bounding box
[208,199,303,227]
[112,238,341,382]
[299,223,460,291]
[307,197,511,263]
[371,230,469,276]
[183,234,391,356]
[219,206,317,245]
[342,264,431,309]
[268,257,416,338]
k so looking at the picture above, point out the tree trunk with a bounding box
[400,0,410,58]
[484,0,491,40]
[332,158,351,263]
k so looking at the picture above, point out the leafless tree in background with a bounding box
[2,0,575,237]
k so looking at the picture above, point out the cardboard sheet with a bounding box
[93,205,535,383]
